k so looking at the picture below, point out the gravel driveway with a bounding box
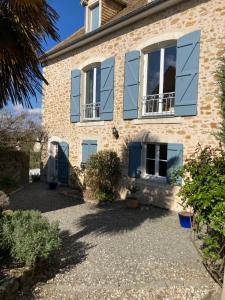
[10,183,216,299]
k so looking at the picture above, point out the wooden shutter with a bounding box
[167,144,183,184]
[175,31,201,116]
[128,142,142,178]
[100,57,115,121]
[82,140,97,163]
[58,142,69,185]
[71,69,81,123]
[123,51,140,120]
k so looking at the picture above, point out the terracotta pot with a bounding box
[126,197,139,209]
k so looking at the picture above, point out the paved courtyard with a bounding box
[10,183,216,299]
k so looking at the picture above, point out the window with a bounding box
[89,3,99,31]
[84,65,101,120]
[81,140,97,164]
[144,144,168,178]
[142,45,176,116]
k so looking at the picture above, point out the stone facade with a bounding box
[42,0,225,211]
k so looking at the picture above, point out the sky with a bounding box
[10,0,84,115]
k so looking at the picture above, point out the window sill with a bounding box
[77,121,105,127]
[136,176,170,187]
[131,116,182,125]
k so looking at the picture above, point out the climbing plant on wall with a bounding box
[217,56,225,144]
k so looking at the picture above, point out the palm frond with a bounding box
[0,0,59,108]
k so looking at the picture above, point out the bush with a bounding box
[176,145,225,282]
[2,210,60,266]
[85,150,121,201]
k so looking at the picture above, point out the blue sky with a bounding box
[10,0,84,114]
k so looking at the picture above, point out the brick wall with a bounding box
[42,0,225,211]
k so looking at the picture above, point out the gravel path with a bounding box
[10,183,216,299]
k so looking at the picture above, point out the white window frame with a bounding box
[84,65,100,120]
[142,143,167,183]
[142,45,176,117]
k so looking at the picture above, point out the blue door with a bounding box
[58,142,69,185]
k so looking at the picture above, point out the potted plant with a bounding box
[178,200,193,229]
[48,175,58,190]
[126,182,140,209]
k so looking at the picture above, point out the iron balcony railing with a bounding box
[142,92,175,116]
[83,102,100,120]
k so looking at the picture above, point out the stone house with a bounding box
[41,0,225,211]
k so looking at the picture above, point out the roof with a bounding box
[47,0,148,53]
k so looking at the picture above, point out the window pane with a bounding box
[159,161,167,177]
[159,144,167,160]
[147,50,160,95]
[146,160,155,175]
[91,4,99,31]
[163,46,176,93]
[96,65,101,103]
[86,69,94,104]
[147,144,156,159]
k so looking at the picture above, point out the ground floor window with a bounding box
[144,143,168,178]
[81,140,97,164]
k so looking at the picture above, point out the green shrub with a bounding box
[2,210,60,266]
[85,150,121,201]
[95,191,114,202]
[176,145,225,280]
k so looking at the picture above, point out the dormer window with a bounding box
[86,1,100,32]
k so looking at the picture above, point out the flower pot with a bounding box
[48,182,58,190]
[126,197,139,209]
[178,211,193,229]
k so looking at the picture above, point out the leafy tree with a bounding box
[0,110,47,151]
[0,0,59,108]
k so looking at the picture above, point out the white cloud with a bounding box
[27,108,41,115]
[13,105,41,115]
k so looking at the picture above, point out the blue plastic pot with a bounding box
[178,212,193,229]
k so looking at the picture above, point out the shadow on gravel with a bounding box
[9,182,84,213]
[73,204,170,240]
[17,230,93,299]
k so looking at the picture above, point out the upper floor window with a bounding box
[84,65,101,120]
[142,45,176,117]
[87,2,100,32]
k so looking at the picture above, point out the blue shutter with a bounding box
[175,31,201,116]
[58,142,69,185]
[123,51,140,120]
[167,144,183,184]
[71,69,81,123]
[100,57,115,121]
[91,4,99,31]
[128,142,142,178]
[82,140,97,163]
